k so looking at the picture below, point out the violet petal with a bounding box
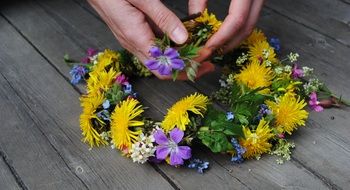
[169,128,184,144]
[164,48,179,59]
[149,46,162,58]
[145,60,160,70]
[158,64,172,76]
[154,130,169,145]
[170,59,185,70]
[177,146,192,159]
[169,151,184,165]
[156,146,171,160]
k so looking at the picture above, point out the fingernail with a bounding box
[171,27,188,44]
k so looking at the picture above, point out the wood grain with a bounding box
[0,152,21,190]
[265,0,350,47]
[0,13,174,190]
[163,0,350,188]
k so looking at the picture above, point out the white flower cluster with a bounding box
[130,133,156,164]
[274,67,284,75]
[302,66,314,76]
[303,78,323,95]
[284,65,292,72]
[287,52,299,63]
[236,53,248,65]
[226,74,235,85]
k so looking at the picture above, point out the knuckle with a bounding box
[155,10,173,30]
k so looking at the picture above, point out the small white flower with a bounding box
[129,133,156,164]
[287,52,299,63]
[302,66,314,76]
[264,60,272,67]
[274,67,284,75]
[284,65,292,72]
[219,79,227,87]
[236,53,248,65]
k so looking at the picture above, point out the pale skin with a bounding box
[88,0,264,80]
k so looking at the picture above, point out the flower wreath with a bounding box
[65,10,348,173]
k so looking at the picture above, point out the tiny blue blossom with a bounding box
[96,110,110,121]
[231,138,246,164]
[69,65,88,84]
[226,112,235,121]
[102,100,110,109]
[269,38,281,52]
[188,159,210,174]
[124,84,133,94]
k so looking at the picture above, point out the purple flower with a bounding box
[309,92,324,112]
[291,64,304,79]
[154,128,191,166]
[69,65,88,84]
[115,74,129,85]
[145,47,185,76]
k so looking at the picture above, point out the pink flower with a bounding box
[81,48,97,64]
[291,64,304,79]
[309,92,324,112]
[278,133,285,139]
[115,74,129,85]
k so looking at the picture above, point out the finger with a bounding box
[205,0,252,50]
[222,0,265,52]
[129,0,188,44]
[188,0,207,15]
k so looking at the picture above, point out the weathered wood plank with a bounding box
[0,0,252,189]
[163,1,350,188]
[0,153,21,190]
[0,75,88,190]
[0,13,174,190]
[265,0,350,47]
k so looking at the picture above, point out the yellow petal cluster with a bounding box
[239,119,274,159]
[266,94,309,134]
[110,98,144,150]
[161,93,209,132]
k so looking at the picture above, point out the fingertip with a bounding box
[170,26,188,44]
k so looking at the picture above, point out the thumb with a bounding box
[129,0,188,44]
[188,0,207,15]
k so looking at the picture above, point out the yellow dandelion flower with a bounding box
[110,98,144,150]
[91,49,120,75]
[234,61,274,94]
[266,94,309,134]
[248,41,277,64]
[87,68,118,95]
[195,9,222,33]
[79,92,107,147]
[239,119,274,159]
[242,29,267,46]
[161,93,209,132]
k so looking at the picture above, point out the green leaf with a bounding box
[223,124,244,138]
[179,44,200,59]
[236,114,249,125]
[198,131,230,153]
[172,70,179,81]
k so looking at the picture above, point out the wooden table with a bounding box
[0,0,349,189]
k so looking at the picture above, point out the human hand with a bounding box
[189,0,265,60]
[88,0,215,80]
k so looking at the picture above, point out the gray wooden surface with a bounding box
[0,0,349,189]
